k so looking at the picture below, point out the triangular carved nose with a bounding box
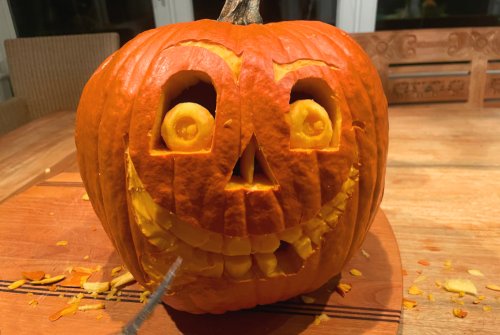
[227,135,277,189]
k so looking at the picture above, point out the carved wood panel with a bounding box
[388,76,469,104]
[352,27,500,108]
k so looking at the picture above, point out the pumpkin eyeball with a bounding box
[161,102,215,151]
[287,99,333,149]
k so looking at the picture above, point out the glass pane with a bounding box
[193,0,337,25]
[8,0,155,45]
[376,0,500,30]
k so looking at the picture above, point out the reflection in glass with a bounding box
[376,0,500,30]
[8,0,155,45]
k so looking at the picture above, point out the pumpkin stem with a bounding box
[218,0,262,25]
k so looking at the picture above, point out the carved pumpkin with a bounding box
[75,0,388,314]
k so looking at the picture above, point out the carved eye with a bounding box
[161,102,215,151]
[287,99,333,149]
[157,71,217,152]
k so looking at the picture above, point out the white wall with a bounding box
[0,0,16,101]
[336,0,378,33]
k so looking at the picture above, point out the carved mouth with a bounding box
[126,151,358,285]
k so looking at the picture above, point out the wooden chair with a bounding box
[0,33,119,135]
[352,27,500,108]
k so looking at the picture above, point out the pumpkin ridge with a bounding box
[292,19,380,230]
[97,27,181,280]
[77,28,159,256]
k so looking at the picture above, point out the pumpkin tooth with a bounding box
[198,231,223,253]
[170,219,209,248]
[202,253,224,278]
[291,235,314,259]
[222,236,252,256]
[183,249,224,278]
[277,225,302,244]
[254,253,278,276]
[319,204,343,227]
[239,136,257,184]
[250,233,280,253]
[303,218,330,245]
[224,255,252,278]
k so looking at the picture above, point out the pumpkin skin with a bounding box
[75,19,388,314]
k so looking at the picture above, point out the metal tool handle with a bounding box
[120,257,183,335]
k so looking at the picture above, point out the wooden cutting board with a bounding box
[0,173,402,335]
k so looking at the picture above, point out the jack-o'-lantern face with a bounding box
[75,19,388,314]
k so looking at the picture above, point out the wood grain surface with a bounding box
[385,107,500,335]
[0,174,402,335]
[0,110,77,203]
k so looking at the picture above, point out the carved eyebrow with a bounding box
[273,59,339,82]
[175,40,243,83]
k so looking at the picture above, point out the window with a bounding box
[8,0,155,45]
[376,0,500,30]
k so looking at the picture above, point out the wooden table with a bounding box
[1,106,499,334]
[385,106,500,335]
[0,110,77,203]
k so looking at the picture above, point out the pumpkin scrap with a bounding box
[335,282,352,297]
[408,285,424,295]
[22,271,45,281]
[67,293,85,305]
[443,260,452,270]
[435,280,443,288]
[49,303,79,321]
[413,275,427,284]
[139,290,151,303]
[361,249,370,258]
[7,279,26,290]
[313,313,330,325]
[83,255,90,260]
[83,281,109,294]
[450,296,464,305]
[78,303,105,311]
[28,299,39,307]
[301,295,315,304]
[60,270,92,287]
[349,269,362,277]
[483,305,492,312]
[443,279,477,296]
[452,308,468,318]
[486,284,500,292]
[417,259,430,267]
[105,288,118,300]
[82,193,90,201]
[428,293,435,302]
[467,269,484,277]
[56,240,68,246]
[110,271,135,288]
[111,266,123,277]
[31,275,66,285]
[403,298,417,310]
